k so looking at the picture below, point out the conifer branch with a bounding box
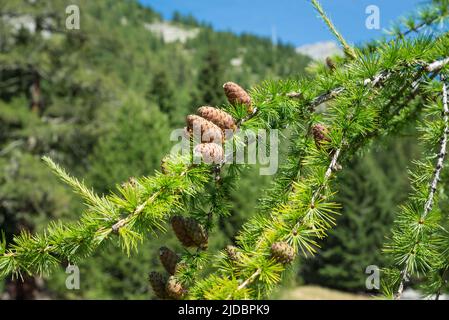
[310,147,342,207]
[310,0,357,59]
[426,58,449,73]
[111,189,163,232]
[297,58,449,112]
[423,81,449,217]
[42,156,101,207]
[393,79,449,300]
[434,266,449,300]
[390,2,449,40]
[226,268,262,299]
[190,47,449,298]
[0,156,212,278]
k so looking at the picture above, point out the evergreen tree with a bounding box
[197,48,225,105]
[1,0,448,301]
[147,69,175,116]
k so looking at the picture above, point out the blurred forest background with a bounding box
[0,0,420,299]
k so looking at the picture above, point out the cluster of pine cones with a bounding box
[149,82,302,299]
[223,241,296,271]
[148,245,183,299]
[185,82,252,164]
[148,215,209,299]
[225,241,296,265]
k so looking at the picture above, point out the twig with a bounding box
[310,147,342,207]
[111,190,162,232]
[426,58,449,73]
[227,268,262,299]
[395,270,408,300]
[311,0,356,59]
[423,81,449,217]
[293,58,449,113]
[395,78,449,300]
[434,267,448,300]
[237,107,259,127]
[394,14,443,40]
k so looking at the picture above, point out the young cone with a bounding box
[159,246,179,275]
[223,82,253,113]
[271,242,296,264]
[186,115,223,143]
[149,271,168,299]
[193,143,224,164]
[325,56,336,71]
[225,245,242,262]
[312,123,331,149]
[196,106,236,130]
[166,276,186,299]
[160,157,168,174]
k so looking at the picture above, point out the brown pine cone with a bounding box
[170,216,208,249]
[197,106,236,130]
[271,241,296,264]
[159,247,179,275]
[183,217,208,249]
[171,216,196,247]
[311,123,331,149]
[223,82,253,112]
[193,143,224,164]
[166,276,186,299]
[149,271,168,299]
[186,115,223,143]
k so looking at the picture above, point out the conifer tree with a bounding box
[1,0,449,301]
[147,69,176,117]
[197,48,225,105]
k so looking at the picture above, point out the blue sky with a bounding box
[140,0,426,46]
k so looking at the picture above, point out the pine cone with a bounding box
[223,82,253,112]
[149,271,168,299]
[326,57,336,71]
[186,115,223,143]
[121,176,137,188]
[311,123,331,149]
[270,241,296,264]
[171,216,196,247]
[193,143,224,164]
[166,276,186,299]
[225,245,241,262]
[184,217,208,249]
[159,246,179,275]
[196,106,236,130]
[170,216,208,249]
[160,157,169,174]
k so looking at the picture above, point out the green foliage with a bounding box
[196,48,226,106]
[1,0,449,301]
[301,135,419,291]
[382,84,449,298]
